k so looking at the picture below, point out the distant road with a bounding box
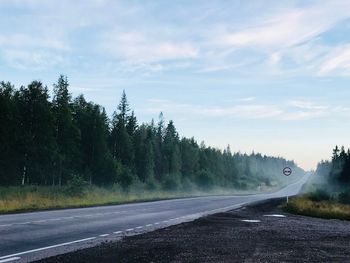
[0,174,309,263]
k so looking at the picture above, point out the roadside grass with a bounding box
[0,186,191,214]
[282,195,350,220]
[0,177,294,214]
[0,184,274,214]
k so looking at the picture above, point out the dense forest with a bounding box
[316,146,350,187]
[0,76,302,191]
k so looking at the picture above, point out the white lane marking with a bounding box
[135,226,143,229]
[126,228,134,231]
[241,219,261,223]
[0,237,96,260]
[99,234,110,237]
[113,231,122,235]
[0,257,21,263]
[162,220,168,223]
[146,224,152,227]
[263,214,286,218]
[154,222,160,225]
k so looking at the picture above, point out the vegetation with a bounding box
[0,76,304,212]
[0,184,281,214]
[283,196,350,220]
[284,146,350,220]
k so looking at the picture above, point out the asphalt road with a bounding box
[0,174,309,263]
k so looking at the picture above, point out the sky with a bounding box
[1,0,350,170]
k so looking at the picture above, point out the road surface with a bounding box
[0,174,309,263]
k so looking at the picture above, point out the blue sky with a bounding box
[2,0,350,170]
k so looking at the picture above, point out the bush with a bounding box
[195,170,214,190]
[309,188,331,202]
[338,191,350,205]
[162,174,181,191]
[65,175,89,196]
[145,177,161,191]
[118,168,134,192]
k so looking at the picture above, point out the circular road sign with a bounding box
[283,167,292,176]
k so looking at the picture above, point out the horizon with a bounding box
[2,1,350,170]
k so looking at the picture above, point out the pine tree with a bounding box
[52,75,79,185]
[17,81,55,185]
[0,82,20,185]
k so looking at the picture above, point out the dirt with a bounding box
[36,198,350,262]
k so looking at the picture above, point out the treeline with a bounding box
[0,76,302,190]
[316,146,350,186]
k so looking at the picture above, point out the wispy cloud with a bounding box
[102,32,199,64]
[1,1,350,77]
[203,1,350,76]
[3,50,64,70]
[319,45,350,76]
[143,98,332,121]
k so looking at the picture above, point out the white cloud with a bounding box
[289,100,328,110]
[216,1,350,50]
[3,50,64,70]
[268,52,281,65]
[238,97,255,102]
[205,1,350,76]
[144,99,331,121]
[281,110,328,121]
[146,92,350,123]
[103,32,199,63]
[319,45,350,75]
[0,34,69,51]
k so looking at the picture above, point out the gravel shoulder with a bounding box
[36,198,350,263]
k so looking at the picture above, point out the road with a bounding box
[0,174,309,263]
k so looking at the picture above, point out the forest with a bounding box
[316,146,350,188]
[0,75,303,192]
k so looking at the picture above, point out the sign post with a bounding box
[283,167,292,203]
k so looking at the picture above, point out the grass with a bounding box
[282,195,350,220]
[0,184,276,214]
[0,177,294,214]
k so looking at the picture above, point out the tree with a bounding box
[134,125,155,182]
[163,121,181,175]
[0,76,306,191]
[52,75,80,185]
[16,81,55,185]
[110,91,134,169]
[0,82,20,185]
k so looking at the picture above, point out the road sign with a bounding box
[283,167,292,176]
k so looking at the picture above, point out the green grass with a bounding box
[0,182,285,214]
[282,195,350,220]
[0,175,294,214]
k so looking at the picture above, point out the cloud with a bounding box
[238,97,255,102]
[281,110,328,121]
[319,45,350,75]
[204,1,350,76]
[0,34,68,51]
[144,98,330,121]
[216,1,350,50]
[3,49,64,70]
[102,32,199,63]
[289,100,328,110]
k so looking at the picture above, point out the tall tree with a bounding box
[163,121,181,175]
[0,82,20,185]
[17,81,55,185]
[52,75,80,185]
[110,91,134,169]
